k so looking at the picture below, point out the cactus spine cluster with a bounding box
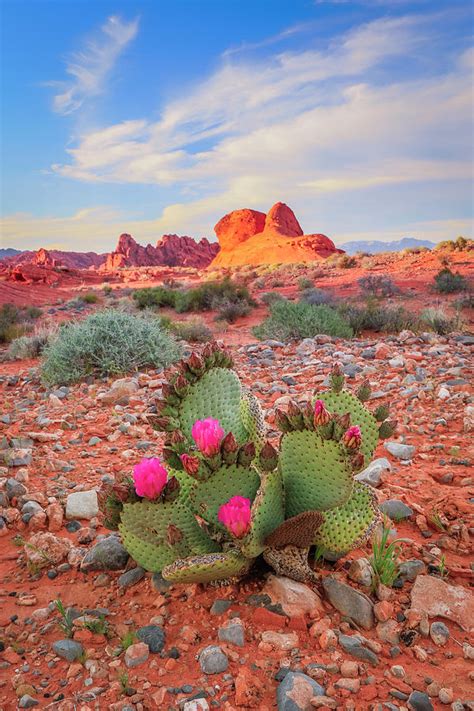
[101,343,390,585]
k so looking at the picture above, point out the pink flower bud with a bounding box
[180,453,200,476]
[218,496,251,538]
[342,425,362,449]
[191,418,225,457]
[313,399,331,426]
[133,458,168,500]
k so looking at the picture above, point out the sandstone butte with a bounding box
[210,201,343,267]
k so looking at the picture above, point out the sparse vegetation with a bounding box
[370,521,401,589]
[433,267,468,294]
[260,291,286,306]
[358,275,399,297]
[80,292,99,304]
[54,599,75,638]
[41,309,181,385]
[299,287,334,306]
[171,318,213,343]
[336,254,357,269]
[0,303,42,344]
[435,236,473,252]
[6,322,58,360]
[213,298,252,323]
[338,300,418,334]
[254,300,353,341]
[297,277,313,291]
[420,308,462,335]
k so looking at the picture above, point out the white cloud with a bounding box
[47,15,139,115]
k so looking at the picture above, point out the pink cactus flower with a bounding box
[180,453,200,476]
[191,418,225,457]
[133,458,168,500]
[218,496,251,538]
[342,425,362,449]
[313,399,331,426]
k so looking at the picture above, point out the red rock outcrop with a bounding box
[211,202,343,267]
[104,233,219,270]
[3,248,106,270]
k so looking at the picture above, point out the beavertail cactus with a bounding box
[108,345,387,585]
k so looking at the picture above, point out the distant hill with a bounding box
[340,237,436,255]
[0,248,22,260]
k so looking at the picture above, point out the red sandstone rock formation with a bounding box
[103,233,219,270]
[211,202,343,266]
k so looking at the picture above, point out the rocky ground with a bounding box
[0,330,473,711]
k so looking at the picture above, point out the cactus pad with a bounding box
[313,481,380,553]
[280,430,353,515]
[316,389,379,461]
[162,550,250,583]
[119,500,219,572]
[179,368,249,443]
[240,389,266,451]
[190,463,260,528]
[240,468,285,558]
[264,510,324,548]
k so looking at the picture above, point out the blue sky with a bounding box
[1,0,473,251]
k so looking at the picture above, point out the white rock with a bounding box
[437,387,450,400]
[65,490,98,520]
[355,458,392,488]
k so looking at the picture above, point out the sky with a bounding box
[1,0,473,252]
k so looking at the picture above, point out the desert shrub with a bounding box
[0,303,42,344]
[6,322,58,360]
[433,268,467,294]
[253,301,353,341]
[338,301,419,334]
[420,308,461,335]
[214,299,252,323]
[337,254,357,269]
[454,293,474,309]
[435,236,473,252]
[102,285,113,296]
[133,286,177,309]
[171,318,212,343]
[270,278,285,288]
[358,275,399,297]
[81,292,99,304]
[41,309,181,385]
[252,277,266,289]
[133,278,254,315]
[299,288,334,306]
[297,277,313,291]
[260,291,286,306]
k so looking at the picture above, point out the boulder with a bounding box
[410,575,474,631]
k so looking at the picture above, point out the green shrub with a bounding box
[299,288,334,306]
[133,278,254,315]
[433,268,467,294]
[0,303,39,344]
[103,285,113,296]
[133,286,177,309]
[214,299,252,323]
[338,301,419,334]
[435,236,473,252]
[420,308,461,335]
[297,277,313,291]
[358,275,399,297]
[80,292,99,304]
[253,301,353,341]
[7,323,58,360]
[41,309,181,385]
[171,318,213,343]
[260,291,286,306]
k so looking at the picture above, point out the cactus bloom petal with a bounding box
[342,425,362,449]
[191,418,225,456]
[180,453,200,476]
[133,458,168,500]
[313,399,331,426]
[218,496,251,538]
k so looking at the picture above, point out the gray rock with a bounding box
[384,441,416,460]
[277,671,325,711]
[218,619,245,647]
[429,621,449,646]
[407,690,434,711]
[380,499,413,521]
[210,599,232,615]
[348,558,373,587]
[19,696,39,708]
[118,567,145,588]
[151,572,172,593]
[52,639,84,662]
[21,501,43,516]
[6,477,27,500]
[136,624,165,653]
[355,457,392,488]
[399,560,426,582]
[66,490,98,520]
[338,634,379,666]
[322,576,375,630]
[81,536,129,571]
[199,645,229,674]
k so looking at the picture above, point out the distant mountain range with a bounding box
[339,237,436,255]
[0,248,22,260]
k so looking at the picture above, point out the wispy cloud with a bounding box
[48,15,139,115]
